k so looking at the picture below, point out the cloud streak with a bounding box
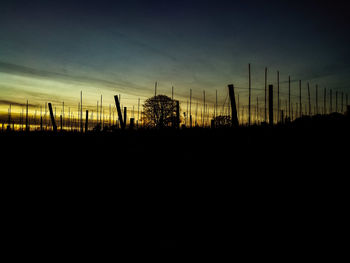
[0,99,38,108]
[0,61,154,96]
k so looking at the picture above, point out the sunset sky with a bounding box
[1,0,349,123]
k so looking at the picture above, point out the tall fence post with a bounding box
[335,91,338,113]
[277,71,280,122]
[341,92,344,113]
[85,110,89,132]
[269,85,273,126]
[265,67,267,123]
[26,100,29,132]
[48,103,57,132]
[299,80,302,118]
[330,89,333,113]
[288,76,291,119]
[248,64,251,126]
[130,118,135,130]
[228,84,239,127]
[316,84,318,115]
[307,82,311,116]
[324,88,327,115]
[176,100,180,129]
[124,107,127,128]
[114,95,125,129]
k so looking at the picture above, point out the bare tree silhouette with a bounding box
[142,95,177,128]
[213,115,232,128]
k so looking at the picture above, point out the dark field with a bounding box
[1,118,349,255]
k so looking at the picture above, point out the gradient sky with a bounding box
[1,0,350,121]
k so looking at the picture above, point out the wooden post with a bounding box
[215,89,218,119]
[335,91,338,112]
[8,104,11,130]
[100,95,103,126]
[130,118,135,130]
[269,85,273,126]
[307,83,311,116]
[330,89,333,113]
[26,100,29,132]
[155,81,157,97]
[265,67,267,123]
[137,98,140,128]
[277,71,280,122]
[203,90,205,127]
[186,100,188,126]
[242,106,244,125]
[80,91,83,133]
[257,97,259,124]
[248,63,251,126]
[34,109,37,129]
[288,76,291,119]
[237,94,240,123]
[85,110,89,132]
[281,110,284,124]
[169,87,173,127]
[299,80,302,117]
[109,104,111,126]
[176,100,180,129]
[190,89,192,128]
[316,84,318,115]
[194,101,198,126]
[324,88,326,115]
[60,115,63,131]
[21,108,24,131]
[228,84,239,127]
[124,107,127,128]
[114,95,125,129]
[285,100,288,121]
[62,102,64,129]
[39,106,42,131]
[96,101,99,128]
[48,103,57,132]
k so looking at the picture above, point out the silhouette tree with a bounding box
[213,115,231,128]
[142,95,177,128]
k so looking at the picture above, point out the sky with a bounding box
[1,0,350,123]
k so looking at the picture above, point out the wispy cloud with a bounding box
[0,60,151,95]
[0,99,38,108]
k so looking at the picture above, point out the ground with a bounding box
[1,119,349,253]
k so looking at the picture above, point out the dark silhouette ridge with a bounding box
[159,240,176,249]
[1,112,349,252]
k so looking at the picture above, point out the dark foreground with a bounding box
[1,122,349,257]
